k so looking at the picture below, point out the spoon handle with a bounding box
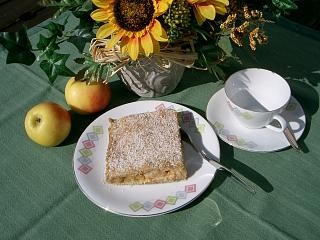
[284,127,301,152]
[205,157,256,194]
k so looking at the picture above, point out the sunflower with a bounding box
[91,0,173,60]
[187,0,229,25]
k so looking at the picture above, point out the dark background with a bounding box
[0,0,319,32]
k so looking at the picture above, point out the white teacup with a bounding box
[224,68,291,132]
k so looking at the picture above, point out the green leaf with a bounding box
[6,49,36,65]
[82,0,93,11]
[217,36,233,57]
[0,26,36,65]
[68,28,94,52]
[74,67,89,81]
[36,34,60,52]
[40,0,89,17]
[74,57,85,64]
[43,22,65,37]
[41,0,85,8]
[272,0,298,11]
[39,52,74,82]
[72,10,94,30]
[207,64,226,81]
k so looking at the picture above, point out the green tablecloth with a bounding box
[1,14,320,240]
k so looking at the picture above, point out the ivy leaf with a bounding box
[0,26,36,65]
[217,36,233,57]
[68,10,95,52]
[43,22,65,37]
[207,64,226,81]
[74,67,89,81]
[272,0,298,11]
[72,10,94,30]
[68,28,94,52]
[74,57,85,64]
[37,34,60,52]
[82,0,93,11]
[39,52,74,82]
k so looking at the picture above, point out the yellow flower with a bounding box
[187,0,229,25]
[91,0,172,60]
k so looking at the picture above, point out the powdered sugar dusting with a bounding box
[106,109,184,176]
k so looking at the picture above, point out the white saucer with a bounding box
[206,89,306,152]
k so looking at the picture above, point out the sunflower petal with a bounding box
[152,37,160,53]
[193,7,206,25]
[141,33,153,56]
[198,4,216,20]
[157,0,173,16]
[187,0,201,4]
[213,0,229,6]
[96,23,116,39]
[107,30,125,50]
[215,6,227,15]
[127,36,139,60]
[150,20,168,42]
[91,9,109,22]
[91,0,110,8]
[120,37,130,55]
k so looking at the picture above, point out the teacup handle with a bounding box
[266,115,287,132]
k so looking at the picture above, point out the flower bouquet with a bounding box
[0,0,297,96]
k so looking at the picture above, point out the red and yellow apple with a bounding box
[65,77,111,115]
[24,102,71,147]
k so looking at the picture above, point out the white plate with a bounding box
[73,100,220,217]
[206,89,306,152]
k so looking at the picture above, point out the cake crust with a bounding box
[105,109,187,184]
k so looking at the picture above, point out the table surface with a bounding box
[1,13,320,240]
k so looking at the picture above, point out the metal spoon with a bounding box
[180,128,256,194]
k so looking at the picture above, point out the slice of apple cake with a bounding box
[105,109,187,184]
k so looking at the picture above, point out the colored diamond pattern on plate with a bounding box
[213,121,258,149]
[78,164,93,174]
[214,122,224,130]
[129,202,143,212]
[87,132,98,141]
[176,191,187,199]
[237,138,246,146]
[82,140,95,149]
[227,135,238,141]
[93,126,103,134]
[143,201,154,211]
[154,200,166,209]
[155,103,166,111]
[185,184,196,193]
[166,196,177,205]
[128,184,197,212]
[79,148,92,157]
[78,156,92,165]
[197,123,206,134]
[77,125,103,174]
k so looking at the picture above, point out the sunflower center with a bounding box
[114,0,155,32]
